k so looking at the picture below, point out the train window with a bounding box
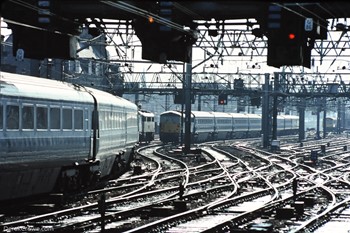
[74,109,83,130]
[236,119,248,124]
[103,111,107,129]
[37,107,48,129]
[121,113,126,129]
[0,104,3,129]
[22,106,34,129]
[117,112,121,129]
[100,111,105,130]
[63,108,72,129]
[112,112,117,129]
[104,111,108,129]
[50,108,61,129]
[84,109,89,130]
[6,105,19,129]
[107,112,112,129]
[121,113,124,129]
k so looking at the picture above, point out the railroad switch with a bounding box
[149,206,175,217]
[173,200,187,212]
[133,165,143,175]
[276,206,294,219]
[293,201,305,216]
[49,193,64,207]
[98,194,106,232]
[247,222,273,232]
[302,194,316,207]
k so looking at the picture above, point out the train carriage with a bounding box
[192,111,215,142]
[247,114,262,137]
[138,110,155,143]
[86,87,138,178]
[277,115,287,135]
[284,115,299,135]
[212,112,233,140]
[229,113,250,138]
[159,110,299,144]
[0,72,138,201]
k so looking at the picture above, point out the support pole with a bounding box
[323,102,327,138]
[337,99,344,134]
[316,104,321,139]
[262,73,271,148]
[184,50,192,154]
[180,102,184,145]
[298,101,305,142]
[197,94,201,111]
[272,72,279,141]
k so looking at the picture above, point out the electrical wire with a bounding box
[101,1,197,36]
[316,3,338,19]
[173,2,205,21]
[8,0,80,27]
[273,2,329,32]
[295,3,328,23]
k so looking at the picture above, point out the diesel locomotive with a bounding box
[138,109,155,143]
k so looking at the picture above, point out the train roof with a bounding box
[1,72,93,103]
[279,115,299,120]
[210,112,232,117]
[160,110,182,116]
[192,111,215,117]
[0,72,137,110]
[161,110,299,121]
[85,86,137,110]
[138,110,155,117]
[228,112,250,118]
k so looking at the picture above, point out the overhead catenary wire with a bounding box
[101,1,197,37]
[173,2,205,21]
[273,2,330,32]
[8,0,81,29]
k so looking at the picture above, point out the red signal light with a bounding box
[288,33,296,40]
[218,94,228,105]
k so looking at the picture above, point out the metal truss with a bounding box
[79,17,350,116]
[99,18,350,85]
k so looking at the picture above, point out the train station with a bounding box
[1,1,350,232]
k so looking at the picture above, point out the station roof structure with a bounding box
[19,1,350,20]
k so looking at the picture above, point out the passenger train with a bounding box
[325,116,337,132]
[0,72,138,201]
[138,110,155,143]
[159,110,299,143]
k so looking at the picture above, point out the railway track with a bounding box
[2,137,350,232]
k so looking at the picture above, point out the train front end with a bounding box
[159,111,182,143]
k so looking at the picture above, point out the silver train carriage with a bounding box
[138,110,155,143]
[159,110,299,143]
[0,72,138,201]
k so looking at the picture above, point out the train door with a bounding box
[124,109,128,145]
[137,112,142,141]
[91,109,100,160]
